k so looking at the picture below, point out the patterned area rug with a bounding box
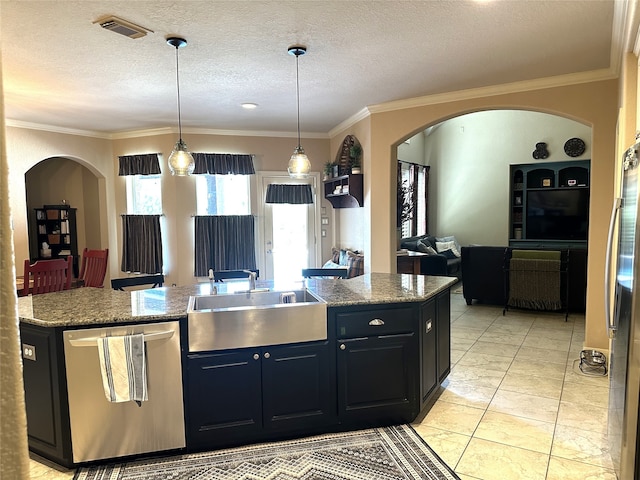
[73,425,459,480]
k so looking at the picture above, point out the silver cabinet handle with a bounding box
[340,344,346,350]
[253,353,259,360]
[369,318,384,326]
[264,352,270,359]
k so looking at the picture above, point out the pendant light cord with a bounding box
[175,45,183,142]
[295,53,301,149]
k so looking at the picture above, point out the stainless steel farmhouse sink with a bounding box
[187,289,327,352]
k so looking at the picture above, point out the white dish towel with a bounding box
[97,334,148,405]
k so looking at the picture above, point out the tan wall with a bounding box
[363,79,618,351]
[329,116,371,258]
[6,127,114,277]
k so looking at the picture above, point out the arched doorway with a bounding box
[25,156,103,277]
[396,110,592,247]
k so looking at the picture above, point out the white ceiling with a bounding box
[0,0,622,136]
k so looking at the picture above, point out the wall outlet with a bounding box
[22,344,36,361]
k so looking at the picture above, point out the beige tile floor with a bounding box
[30,289,614,480]
[412,290,615,480]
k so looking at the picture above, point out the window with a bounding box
[398,161,429,237]
[196,175,250,215]
[126,174,162,214]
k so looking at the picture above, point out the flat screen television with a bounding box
[526,188,589,241]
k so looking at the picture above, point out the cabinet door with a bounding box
[337,333,417,424]
[262,342,336,431]
[420,300,438,409]
[20,324,73,466]
[186,350,262,449]
[436,290,451,382]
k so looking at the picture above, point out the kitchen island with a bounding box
[18,273,456,467]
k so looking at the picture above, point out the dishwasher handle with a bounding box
[68,330,174,347]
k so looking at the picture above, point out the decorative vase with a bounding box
[332,165,339,178]
[351,167,361,174]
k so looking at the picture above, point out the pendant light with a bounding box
[166,37,195,176]
[287,45,311,178]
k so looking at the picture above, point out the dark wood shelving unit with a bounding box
[323,174,363,208]
[509,160,590,249]
[32,205,79,276]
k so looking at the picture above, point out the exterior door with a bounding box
[258,173,320,281]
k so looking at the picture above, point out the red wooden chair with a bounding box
[22,256,73,296]
[79,248,109,288]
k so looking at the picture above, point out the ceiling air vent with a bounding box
[94,15,153,39]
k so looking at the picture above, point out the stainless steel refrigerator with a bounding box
[606,142,640,479]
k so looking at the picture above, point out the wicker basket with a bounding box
[46,210,59,220]
[47,234,61,245]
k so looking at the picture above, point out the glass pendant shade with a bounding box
[288,146,311,178]
[168,139,195,176]
[167,37,194,176]
[287,45,311,179]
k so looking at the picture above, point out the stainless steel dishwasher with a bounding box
[63,321,185,463]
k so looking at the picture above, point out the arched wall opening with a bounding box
[395,110,592,248]
[362,79,617,351]
[24,156,106,278]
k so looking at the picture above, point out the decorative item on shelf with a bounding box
[567,179,577,186]
[349,144,362,174]
[342,185,349,194]
[166,37,195,176]
[514,182,524,190]
[287,45,311,178]
[333,185,342,194]
[532,142,549,160]
[514,228,522,240]
[323,161,333,181]
[332,163,340,178]
[515,196,522,205]
[564,137,586,157]
[542,178,552,187]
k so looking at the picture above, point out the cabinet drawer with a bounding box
[336,306,416,338]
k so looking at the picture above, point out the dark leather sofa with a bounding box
[461,245,587,312]
[400,235,462,279]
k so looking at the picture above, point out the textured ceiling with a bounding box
[0,0,617,135]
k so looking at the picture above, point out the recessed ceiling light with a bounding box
[241,103,258,110]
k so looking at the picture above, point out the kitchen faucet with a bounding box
[243,270,257,290]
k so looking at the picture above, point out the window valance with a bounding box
[265,184,313,204]
[118,154,162,176]
[192,153,255,175]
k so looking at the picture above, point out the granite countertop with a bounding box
[18,273,457,328]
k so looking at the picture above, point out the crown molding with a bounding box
[6,120,329,141]
[328,107,371,139]
[4,120,112,139]
[367,68,617,115]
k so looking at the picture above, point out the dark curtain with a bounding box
[194,215,256,276]
[192,153,255,175]
[120,215,163,274]
[265,184,313,204]
[118,154,162,176]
